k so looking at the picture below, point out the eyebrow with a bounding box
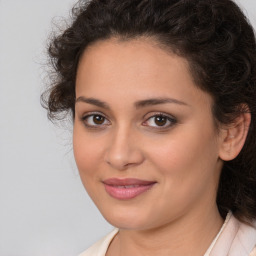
[134,98,188,108]
[75,97,110,109]
[75,96,189,109]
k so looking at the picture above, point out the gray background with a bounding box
[0,1,255,255]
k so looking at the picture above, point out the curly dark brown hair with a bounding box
[42,0,256,223]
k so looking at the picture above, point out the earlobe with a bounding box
[218,111,251,161]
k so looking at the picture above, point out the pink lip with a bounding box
[102,178,156,200]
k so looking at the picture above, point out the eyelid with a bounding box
[143,111,176,121]
[142,112,177,128]
[81,111,108,119]
[79,111,177,130]
[81,111,111,128]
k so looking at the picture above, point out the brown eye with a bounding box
[93,115,105,125]
[82,113,110,128]
[143,113,177,129]
[154,116,167,126]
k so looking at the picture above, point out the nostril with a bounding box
[104,145,145,170]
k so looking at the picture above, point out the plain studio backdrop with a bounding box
[0,0,255,255]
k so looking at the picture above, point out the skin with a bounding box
[73,38,250,256]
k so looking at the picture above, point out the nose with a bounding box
[104,126,145,170]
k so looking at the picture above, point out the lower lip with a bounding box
[103,183,155,200]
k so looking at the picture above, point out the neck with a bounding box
[107,204,224,256]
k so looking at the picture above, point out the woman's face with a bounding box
[74,38,223,230]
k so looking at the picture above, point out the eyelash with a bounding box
[81,112,111,129]
[81,112,177,130]
[142,112,177,129]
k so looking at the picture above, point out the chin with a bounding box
[100,206,151,230]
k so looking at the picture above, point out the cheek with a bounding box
[146,124,219,185]
[73,125,104,181]
[143,128,220,218]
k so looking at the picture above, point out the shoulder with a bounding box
[231,216,256,255]
[235,219,256,256]
[210,213,256,256]
[78,229,119,256]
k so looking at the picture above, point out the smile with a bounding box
[102,178,156,200]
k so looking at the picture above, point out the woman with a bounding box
[42,0,256,255]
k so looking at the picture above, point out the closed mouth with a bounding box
[102,178,156,186]
[102,178,156,200]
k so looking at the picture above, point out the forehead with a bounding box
[76,38,213,108]
[77,37,191,81]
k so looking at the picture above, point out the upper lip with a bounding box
[102,178,156,186]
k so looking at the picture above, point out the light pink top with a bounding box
[79,213,256,256]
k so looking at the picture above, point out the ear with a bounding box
[218,110,251,161]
